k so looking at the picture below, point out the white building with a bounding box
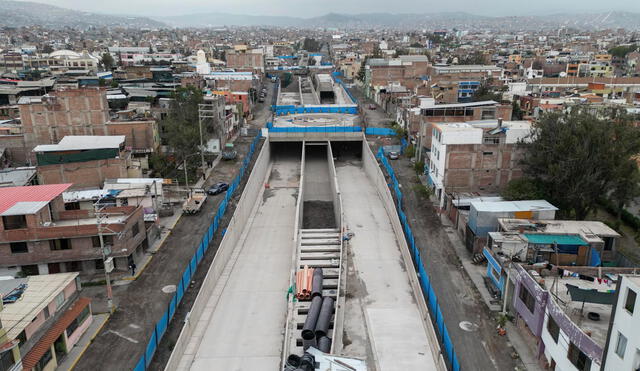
[427,120,532,207]
[602,275,640,370]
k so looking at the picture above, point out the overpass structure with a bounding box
[165,74,447,371]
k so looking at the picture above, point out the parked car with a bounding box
[207,182,229,195]
[388,151,399,160]
[369,104,377,110]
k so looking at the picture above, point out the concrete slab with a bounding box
[177,158,299,370]
[337,164,437,371]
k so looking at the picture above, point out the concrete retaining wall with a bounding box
[164,140,272,370]
[361,137,447,370]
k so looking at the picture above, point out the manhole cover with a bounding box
[162,285,176,293]
[459,321,479,332]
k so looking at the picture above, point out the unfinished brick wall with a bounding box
[107,120,159,152]
[20,88,109,152]
[37,158,129,190]
[443,143,524,194]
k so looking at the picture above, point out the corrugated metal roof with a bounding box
[33,135,125,152]
[472,200,558,212]
[523,234,588,246]
[0,184,72,214]
[1,201,49,216]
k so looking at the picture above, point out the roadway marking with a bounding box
[106,330,139,344]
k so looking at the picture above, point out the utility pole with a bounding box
[199,99,217,174]
[94,197,124,314]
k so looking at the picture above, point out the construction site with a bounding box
[162,72,447,371]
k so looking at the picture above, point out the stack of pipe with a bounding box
[295,265,314,300]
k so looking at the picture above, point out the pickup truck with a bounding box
[182,189,207,214]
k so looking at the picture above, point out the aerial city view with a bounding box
[1,0,640,370]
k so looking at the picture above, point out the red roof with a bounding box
[0,184,72,215]
[21,297,91,370]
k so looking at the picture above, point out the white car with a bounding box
[388,151,399,160]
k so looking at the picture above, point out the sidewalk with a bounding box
[57,313,110,371]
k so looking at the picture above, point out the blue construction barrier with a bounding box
[273,105,358,116]
[376,147,461,371]
[133,131,263,370]
[365,127,397,136]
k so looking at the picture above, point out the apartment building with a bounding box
[0,273,92,371]
[602,275,640,370]
[426,119,531,208]
[33,136,140,189]
[0,184,146,276]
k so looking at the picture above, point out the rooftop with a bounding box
[33,135,125,152]
[0,273,78,340]
[499,219,621,240]
[0,167,37,188]
[471,200,558,213]
[0,184,72,215]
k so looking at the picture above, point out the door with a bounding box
[48,263,61,274]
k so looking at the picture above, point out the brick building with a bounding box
[427,119,531,208]
[33,136,141,190]
[225,49,264,74]
[18,88,110,156]
[0,183,146,276]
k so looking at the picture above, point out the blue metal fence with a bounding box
[132,132,262,370]
[376,147,461,371]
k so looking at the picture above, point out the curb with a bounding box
[68,313,111,371]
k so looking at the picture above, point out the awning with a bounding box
[523,234,588,246]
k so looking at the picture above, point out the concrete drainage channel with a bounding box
[282,141,346,369]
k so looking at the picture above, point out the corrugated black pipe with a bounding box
[302,296,323,340]
[311,268,323,298]
[314,296,334,338]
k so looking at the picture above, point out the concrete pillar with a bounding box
[38,263,49,275]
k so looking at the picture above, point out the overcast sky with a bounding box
[17,0,640,17]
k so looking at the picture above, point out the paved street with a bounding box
[389,157,523,371]
[348,85,394,128]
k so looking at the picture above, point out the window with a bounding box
[64,202,80,210]
[95,259,104,270]
[490,266,501,283]
[132,222,139,237]
[625,288,637,314]
[0,347,16,371]
[481,109,496,120]
[55,292,65,307]
[65,261,81,272]
[483,151,494,156]
[547,315,560,343]
[518,284,535,313]
[34,349,52,371]
[43,306,50,320]
[50,239,71,251]
[10,242,28,254]
[92,235,113,248]
[66,306,90,336]
[603,237,614,251]
[3,215,27,230]
[615,332,627,359]
[483,137,500,145]
[567,342,592,371]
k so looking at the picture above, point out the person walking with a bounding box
[129,262,137,276]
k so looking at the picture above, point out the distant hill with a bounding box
[158,11,640,31]
[0,0,165,28]
[0,1,638,31]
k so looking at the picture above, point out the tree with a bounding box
[160,86,205,163]
[517,107,640,220]
[511,100,524,120]
[101,52,115,71]
[302,38,321,53]
[472,79,502,102]
[41,44,53,54]
[502,178,547,201]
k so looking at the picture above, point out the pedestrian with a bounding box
[130,262,137,276]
